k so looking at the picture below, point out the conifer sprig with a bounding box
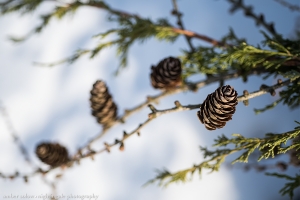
[1,1,300,199]
[145,121,300,191]
[266,172,300,199]
[3,0,225,72]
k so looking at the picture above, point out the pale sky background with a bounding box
[0,0,300,200]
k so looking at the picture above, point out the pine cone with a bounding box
[35,142,69,167]
[90,80,118,127]
[150,57,182,89]
[197,85,238,130]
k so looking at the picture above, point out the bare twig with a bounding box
[172,28,227,47]
[171,0,195,51]
[227,0,278,37]
[0,100,31,164]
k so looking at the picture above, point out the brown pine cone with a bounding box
[90,80,118,127]
[35,142,69,167]
[197,85,238,130]
[150,57,182,89]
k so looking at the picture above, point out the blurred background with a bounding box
[0,0,299,199]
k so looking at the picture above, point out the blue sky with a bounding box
[0,0,300,200]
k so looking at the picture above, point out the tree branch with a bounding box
[146,122,300,186]
[83,0,226,47]
[56,78,294,173]
[79,70,250,147]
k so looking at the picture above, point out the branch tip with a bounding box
[148,104,157,112]
[123,131,128,138]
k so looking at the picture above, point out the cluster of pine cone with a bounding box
[88,57,183,127]
[35,56,240,166]
[150,57,238,130]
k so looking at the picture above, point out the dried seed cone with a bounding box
[90,80,118,127]
[35,142,69,167]
[197,85,238,130]
[150,57,182,89]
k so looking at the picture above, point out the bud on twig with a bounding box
[119,143,125,151]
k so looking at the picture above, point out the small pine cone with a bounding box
[90,80,118,127]
[197,85,238,130]
[35,142,69,167]
[150,57,182,89]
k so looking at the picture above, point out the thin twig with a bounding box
[172,28,227,47]
[0,100,31,164]
[149,79,291,117]
[227,0,278,37]
[171,0,195,51]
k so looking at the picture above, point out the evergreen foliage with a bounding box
[0,0,300,199]
[146,122,300,189]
